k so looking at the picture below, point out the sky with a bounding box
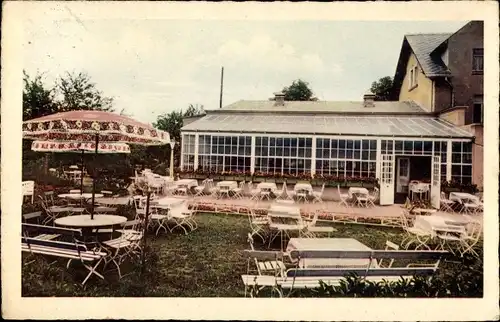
[23,19,467,124]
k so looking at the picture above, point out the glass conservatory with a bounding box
[180,112,475,206]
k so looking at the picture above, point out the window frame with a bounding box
[472,48,484,73]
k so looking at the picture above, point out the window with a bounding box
[408,65,419,89]
[255,136,312,175]
[451,142,473,184]
[472,95,483,124]
[315,138,376,178]
[472,48,483,72]
[197,135,251,172]
[181,134,196,171]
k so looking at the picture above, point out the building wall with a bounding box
[433,78,453,112]
[445,21,484,124]
[439,108,466,126]
[398,52,434,111]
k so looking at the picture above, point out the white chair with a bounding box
[459,221,482,257]
[284,182,296,201]
[377,240,400,268]
[250,184,261,201]
[355,192,369,208]
[169,202,196,234]
[247,233,285,277]
[296,189,308,203]
[194,179,209,197]
[271,184,285,200]
[231,181,245,199]
[337,185,351,208]
[39,195,71,225]
[400,210,432,250]
[458,198,479,215]
[248,208,268,243]
[303,211,336,237]
[367,187,379,207]
[440,192,455,212]
[312,183,325,203]
[22,181,35,204]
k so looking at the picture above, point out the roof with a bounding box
[210,100,428,114]
[181,113,474,139]
[405,33,452,77]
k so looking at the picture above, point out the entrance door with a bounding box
[396,157,410,193]
[379,154,395,205]
[430,155,441,209]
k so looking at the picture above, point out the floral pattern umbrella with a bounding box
[23,110,170,219]
[32,140,131,153]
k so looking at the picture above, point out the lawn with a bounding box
[22,211,483,297]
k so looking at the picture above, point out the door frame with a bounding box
[379,154,395,206]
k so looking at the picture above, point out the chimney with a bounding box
[363,90,376,107]
[273,92,285,106]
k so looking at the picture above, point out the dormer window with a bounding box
[408,65,419,90]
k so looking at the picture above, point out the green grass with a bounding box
[21,212,482,297]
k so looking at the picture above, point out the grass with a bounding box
[22,211,482,297]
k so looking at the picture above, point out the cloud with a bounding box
[196,34,343,77]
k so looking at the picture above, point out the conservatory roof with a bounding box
[181,113,474,139]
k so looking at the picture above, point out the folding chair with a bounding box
[303,210,336,237]
[169,202,195,235]
[231,181,245,199]
[367,187,379,207]
[400,210,432,250]
[377,240,400,268]
[248,208,268,243]
[337,185,351,208]
[296,189,308,203]
[247,233,286,276]
[194,179,209,197]
[439,192,455,212]
[312,183,325,203]
[459,221,482,258]
[284,182,296,201]
[272,184,286,200]
[250,184,261,201]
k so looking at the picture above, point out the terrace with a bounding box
[21,170,483,297]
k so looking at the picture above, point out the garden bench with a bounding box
[241,249,448,297]
[21,224,108,285]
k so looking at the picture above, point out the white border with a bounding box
[2,1,499,320]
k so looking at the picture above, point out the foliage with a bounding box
[441,180,479,194]
[21,213,482,297]
[56,71,114,112]
[370,76,393,101]
[23,71,60,121]
[312,251,483,298]
[281,79,317,101]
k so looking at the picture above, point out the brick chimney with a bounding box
[273,92,285,106]
[363,90,376,107]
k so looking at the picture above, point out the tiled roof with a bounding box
[405,33,452,77]
[181,113,473,138]
[214,100,428,114]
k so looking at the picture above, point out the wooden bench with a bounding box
[21,224,108,285]
[241,249,448,297]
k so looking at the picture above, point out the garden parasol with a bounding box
[31,140,131,192]
[23,110,170,219]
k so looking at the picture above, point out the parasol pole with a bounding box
[91,133,99,219]
[80,149,85,192]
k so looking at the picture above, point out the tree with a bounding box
[56,71,114,111]
[23,71,59,121]
[370,76,393,101]
[281,79,317,101]
[184,104,205,117]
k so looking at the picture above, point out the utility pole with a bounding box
[219,66,224,109]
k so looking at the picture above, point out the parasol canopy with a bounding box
[23,110,170,145]
[23,110,170,219]
[32,140,131,154]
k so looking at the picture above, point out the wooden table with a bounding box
[55,214,127,229]
[286,238,373,268]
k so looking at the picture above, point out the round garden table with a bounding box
[54,214,128,229]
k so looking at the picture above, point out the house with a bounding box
[180,92,474,206]
[391,21,483,189]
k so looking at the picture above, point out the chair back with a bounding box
[320,183,325,194]
[239,181,246,188]
[379,240,400,268]
[373,187,379,198]
[310,211,319,226]
[22,181,35,196]
[440,191,447,200]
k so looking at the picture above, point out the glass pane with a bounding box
[305,148,312,158]
[369,151,376,160]
[324,139,330,149]
[298,148,305,157]
[290,147,297,157]
[225,146,231,154]
[269,148,275,156]
[338,150,346,158]
[298,138,305,147]
[284,147,290,156]
[362,151,369,160]
[354,140,361,150]
[347,140,353,149]
[331,149,338,158]
[354,151,361,159]
[463,143,472,153]
[245,147,251,155]
[291,138,297,147]
[404,141,413,152]
[370,140,377,150]
[269,137,275,146]
[452,153,461,163]
[452,165,461,176]
[339,140,346,149]
[262,137,269,146]
[284,138,291,147]
[362,140,369,150]
[276,147,283,156]
[395,140,403,152]
[346,150,353,159]
[276,138,283,146]
[462,153,472,164]
[323,149,330,159]
[331,139,338,149]
[424,141,432,152]
[414,141,422,152]
[452,142,462,152]
[256,137,261,146]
